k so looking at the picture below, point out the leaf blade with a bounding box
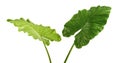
[62,9,88,37]
[7,18,61,46]
[62,6,111,48]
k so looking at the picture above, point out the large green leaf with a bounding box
[62,6,111,48]
[7,18,61,46]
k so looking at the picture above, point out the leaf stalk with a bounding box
[64,43,74,63]
[43,42,52,63]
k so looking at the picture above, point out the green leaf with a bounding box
[62,6,111,48]
[7,18,61,46]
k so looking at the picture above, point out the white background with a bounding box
[0,0,120,63]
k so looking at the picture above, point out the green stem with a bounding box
[43,42,52,63]
[64,43,74,63]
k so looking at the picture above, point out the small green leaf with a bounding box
[62,6,111,48]
[7,18,61,46]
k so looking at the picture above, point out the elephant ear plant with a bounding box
[7,18,61,63]
[62,6,111,63]
[7,5,111,63]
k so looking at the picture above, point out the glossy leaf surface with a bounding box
[62,6,111,48]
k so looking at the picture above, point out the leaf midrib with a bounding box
[22,24,44,41]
